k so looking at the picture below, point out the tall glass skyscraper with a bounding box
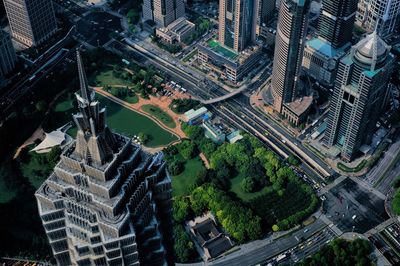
[3,0,57,47]
[35,51,174,265]
[0,30,17,82]
[142,0,185,27]
[318,0,358,49]
[219,0,257,52]
[270,0,310,113]
[324,32,394,161]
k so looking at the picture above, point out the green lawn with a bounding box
[230,173,274,201]
[19,145,53,189]
[141,104,176,128]
[172,157,205,197]
[95,70,131,86]
[106,87,139,104]
[97,95,178,146]
[48,93,178,147]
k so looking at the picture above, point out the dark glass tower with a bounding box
[318,0,358,49]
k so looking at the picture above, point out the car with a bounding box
[303,229,309,233]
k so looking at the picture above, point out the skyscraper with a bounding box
[219,0,257,52]
[270,0,310,113]
[356,0,400,37]
[318,0,358,49]
[324,32,394,161]
[257,0,275,26]
[3,0,57,48]
[35,51,173,265]
[0,30,17,83]
[302,0,357,87]
[142,0,185,27]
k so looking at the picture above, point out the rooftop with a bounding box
[284,96,313,116]
[306,38,349,58]
[207,39,238,60]
[184,107,209,121]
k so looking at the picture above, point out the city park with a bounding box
[0,47,365,264]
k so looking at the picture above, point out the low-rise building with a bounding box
[183,107,211,125]
[188,214,233,260]
[302,38,350,87]
[226,130,243,144]
[202,121,225,144]
[156,17,195,44]
[197,39,262,83]
[282,96,313,126]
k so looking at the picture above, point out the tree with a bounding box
[168,160,184,175]
[241,177,256,193]
[198,138,216,158]
[272,224,279,231]
[182,124,203,142]
[173,225,197,262]
[35,100,47,113]
[138,132,150,144]
[46,146,61,167]
[287,154,300,166]
[173,197,193,223]
[178,141,196,160]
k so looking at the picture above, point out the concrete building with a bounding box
[302,38,350,87]
[356,0,400,37]
[302,0,357,87]
[197,40,262,83]
[0,30,17,86]
[142,0,185,27]
[270,0,310,113]
[155,18,195,44]
[202,121,226,144]
[4,0,57,48]
[35,51,174,265]
[324,32,394,162]
[219,0,258,52]
[183,107,211,125]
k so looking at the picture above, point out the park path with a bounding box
[93,87,186,141]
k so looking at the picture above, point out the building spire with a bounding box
[76,49,94,105]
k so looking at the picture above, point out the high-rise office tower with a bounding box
[318,0,357,49]
[0,30,17,83]
[324,32,394,161]
[142,0,185,27]
[302,0,357,87]
[35,51,173,265]
[270,0,310,113]
[357,0,400,37]
[3,0,57,48]
[257,0,275,26]
[219,0,257,52]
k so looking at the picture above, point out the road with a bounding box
[207,220,328,266]
[113,38,334,180]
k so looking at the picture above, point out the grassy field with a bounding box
[106,87,139,104]
[48,93,178,147]
[141,104,176,128]
[98,95,178,146]
[172,157,205,197]
[95,70,131,86]
[230,173,274,201]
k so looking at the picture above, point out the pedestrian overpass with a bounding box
[201,84,248,104]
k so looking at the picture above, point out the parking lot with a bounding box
[323,178,388,234]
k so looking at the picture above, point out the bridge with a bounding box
[201,84,249,104]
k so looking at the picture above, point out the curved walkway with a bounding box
[94,87,185,147]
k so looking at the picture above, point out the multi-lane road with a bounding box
[110,37,335,181]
